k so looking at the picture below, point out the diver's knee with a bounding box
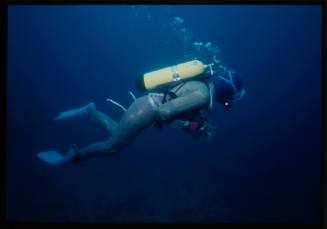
[86,102,97,114]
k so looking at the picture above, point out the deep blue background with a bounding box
[7,5,321,223]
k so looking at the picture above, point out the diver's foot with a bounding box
[53,102,96,121]
[37,145,80,166]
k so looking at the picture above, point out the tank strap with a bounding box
[162,82,186,103]
[154,82,186,131]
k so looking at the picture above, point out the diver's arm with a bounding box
[157,81,210,121]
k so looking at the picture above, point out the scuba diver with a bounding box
[37,59,246,166]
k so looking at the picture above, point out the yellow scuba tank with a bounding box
[136,60,208,92]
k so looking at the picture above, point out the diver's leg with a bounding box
[54,102,118,136]
[53,102,95,121]
[86,103,118,136]
[71,95,159,163]
[74,82,209,163]
[37,103,120,166]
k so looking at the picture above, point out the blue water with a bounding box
[7,5,322,223]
